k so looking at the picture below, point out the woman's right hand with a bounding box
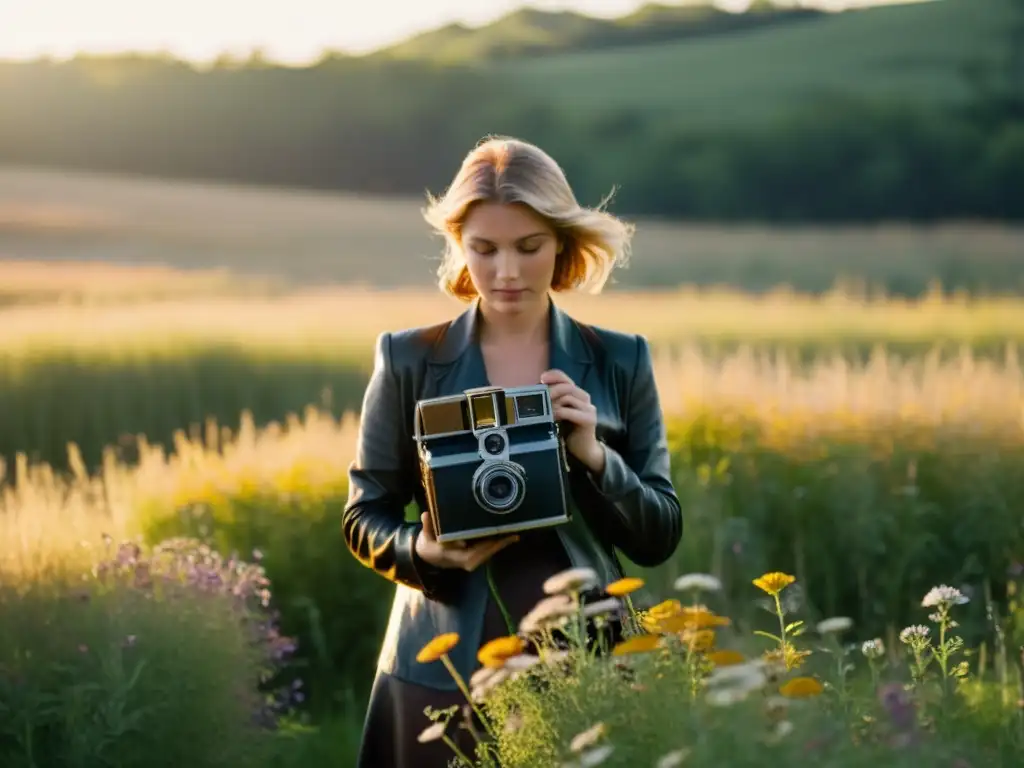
[415,512,518,571]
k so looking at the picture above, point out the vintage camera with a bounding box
[413,384,572,544]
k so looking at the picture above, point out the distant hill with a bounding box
[492,0,1008,127]
[371,2,825,63]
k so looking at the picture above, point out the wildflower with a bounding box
[544,567,599,596]
[673,573,722,593]
[578,745,615,767]
[612,634,662,656]
[470,666,498,690]
[921,585,969,609]
[504,710,525,734]
[764,695,790,718]
[582,597,621,619]
[706,660,768,691]
[570,722,607,752]
[520,594,576,634]
[471,668,510,702]
[899,625,930,644]
[816,617,853,635]
[477,635,526,669]
[646,607,729,634]
[707,686,752,706]
[647,599,683,620]
[768,720,795,743]
[605,577,645,597]
[681,629,716,653]
[655,748,691,768]
[417,721,446,743]
[753,572,796,597]
[416,633,459,664]
[707,649,745,667]
[861,639,885,659]
[503,654,541,672]
[779,676,824,698]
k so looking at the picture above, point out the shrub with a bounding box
[0,537,299,768]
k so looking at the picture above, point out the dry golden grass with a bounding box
[0,285,1022,360]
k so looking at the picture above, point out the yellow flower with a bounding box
[753,572,796,597]
[779,676,824,698]
[605,577,645,597]
[682,629,716,653]
[477,635,526,669]
[707,649,745,667]
[612,634,662,656]
[648,599,683,620]
[416,632,460,663]
[646,608,730,634]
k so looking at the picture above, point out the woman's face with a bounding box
[459,201,559,318]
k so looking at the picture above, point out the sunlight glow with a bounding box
[0,0,933,65]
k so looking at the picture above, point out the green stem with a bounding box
[486,562,516,636]
[442,734,476,767]
[441,655,499,742]
[774,594,788,667]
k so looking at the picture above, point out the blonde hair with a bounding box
[422,135,635,301]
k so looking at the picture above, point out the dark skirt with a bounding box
[355,528,573,768]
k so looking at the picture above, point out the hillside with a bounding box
[371,2,824,63]
[495,0,1007,126]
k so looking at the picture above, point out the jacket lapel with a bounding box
[423,299,489,399]
[423,295,595,397]
[547,298,594,394]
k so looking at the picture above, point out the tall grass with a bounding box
[3,287,1024,471]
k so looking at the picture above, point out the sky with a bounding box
[0,0,922,66]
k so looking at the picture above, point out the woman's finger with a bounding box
[460,536,517,572]
[554,397,597,423]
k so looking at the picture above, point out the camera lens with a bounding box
[483,433,505,455]
[472,461,525,515]
[487,475,513,500]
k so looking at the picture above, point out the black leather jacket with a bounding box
[342,297,683,691]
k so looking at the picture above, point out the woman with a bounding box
[342,135,683,767]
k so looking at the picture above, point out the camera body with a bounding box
[413,384,572,544]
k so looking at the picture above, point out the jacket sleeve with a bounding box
[342,332,453,599]
[586,335,683,567]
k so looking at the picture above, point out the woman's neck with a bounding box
[477,294,551,347]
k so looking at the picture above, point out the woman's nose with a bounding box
[495,251,519,280]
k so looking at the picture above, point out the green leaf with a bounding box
[753,630,780,642]
[784,621,805,633]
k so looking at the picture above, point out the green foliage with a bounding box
[137,490,394,716]
[0,538,295,768]
[658,407,1024,643]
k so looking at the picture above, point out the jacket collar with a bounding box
[428,295,593,367]
[425,295,594,394]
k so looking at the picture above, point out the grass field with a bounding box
[2,163,1024,765]
[500,0,1008,126]
[3,167,1024,296]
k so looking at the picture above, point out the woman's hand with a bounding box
[541,368,606,476]
[415,512,518,572]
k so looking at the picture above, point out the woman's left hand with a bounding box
[540,369,606,475]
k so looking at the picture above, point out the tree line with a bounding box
[0,52,1020,222]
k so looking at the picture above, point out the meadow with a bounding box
[2,165,1024,765]
[2,267,1023,765]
